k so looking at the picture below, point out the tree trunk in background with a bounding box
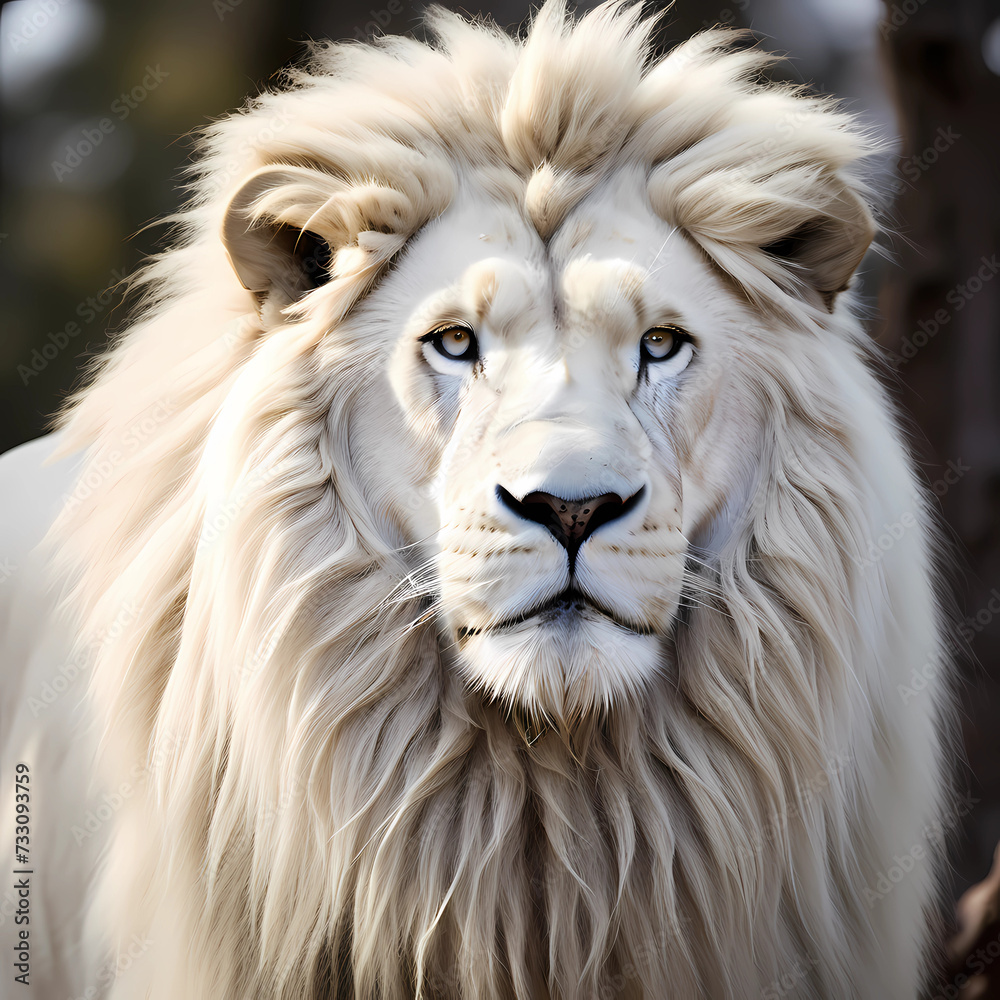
[878,1,1000,990]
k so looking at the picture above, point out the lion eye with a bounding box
[640,326,688,362]
[423,325,479,362]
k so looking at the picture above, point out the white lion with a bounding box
[0,3,955,998]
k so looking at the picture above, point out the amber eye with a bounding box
[640,325,689,362]
[422,325,479,362]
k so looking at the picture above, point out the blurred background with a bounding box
[2,0,998,989]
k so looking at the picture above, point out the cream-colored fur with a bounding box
[0,3,954,998]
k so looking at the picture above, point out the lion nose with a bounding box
[496,486,643,552]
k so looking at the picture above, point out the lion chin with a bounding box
[0,2,956,1000]
[455,588,665,722]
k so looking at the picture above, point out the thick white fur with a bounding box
[0,3,955,998]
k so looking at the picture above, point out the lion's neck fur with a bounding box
[144,603,852,1000]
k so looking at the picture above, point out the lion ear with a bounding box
[755,184,875,309]
[221,166,338,313]
[650,164,876,311]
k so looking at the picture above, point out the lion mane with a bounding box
[38,2,954,998]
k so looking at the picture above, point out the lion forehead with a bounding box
[394,184,717,340]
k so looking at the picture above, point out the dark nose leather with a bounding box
[496,486,642,553]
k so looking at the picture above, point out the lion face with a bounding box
[359,181,757,720]
[212,5,874,729]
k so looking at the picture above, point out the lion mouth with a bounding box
[457,588,656,640]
